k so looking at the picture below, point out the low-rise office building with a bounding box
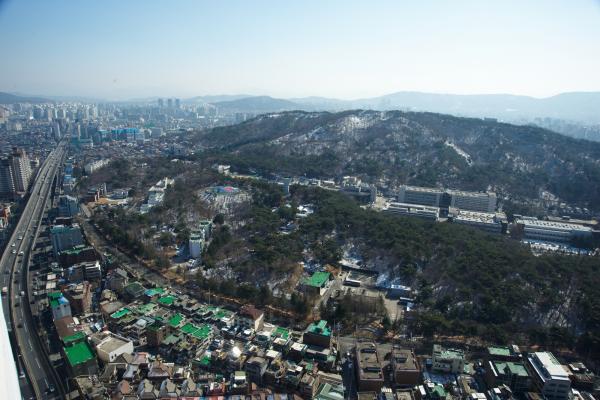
[432,344,465,374]
[486,360,531,393]
[300,271,331,297]
[392,349,421,386]
[238,304,264,332]
[91,331,135,363]
[356,342,384,392]
[303,320,332,348]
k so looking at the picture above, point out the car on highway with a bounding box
[11,249,16,254]
[16,322,22,328]
[19,251,24,255]
[18,236,22,240]
[11,243,15,247]
[20,290,25,296]
[1,287,7,295]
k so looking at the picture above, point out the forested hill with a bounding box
[198,110,600,209]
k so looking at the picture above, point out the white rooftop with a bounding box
[530,352,570,382]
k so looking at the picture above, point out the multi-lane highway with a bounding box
[0,140,68,400]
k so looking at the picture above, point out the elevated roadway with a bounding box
[0,140,68,399]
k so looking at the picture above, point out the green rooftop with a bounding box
[111,308,132,319]
[198,355,211,366]
[213,309,232,320]
[147,321,164,332]
[168,313,184,328]
[181,322,199,335]
[302,271,331,288]
[488,346,512,357]
[307,320,331,336]
[192,324,212,340]
[158,295,177,306]
[64,342,95,367]
[48,291,68,308]
[494,361,529,377]
[274,326,290,340]
[136,303,157,315]
[63,331,86,345]
[431,384,447,399]
[145,287,165,297]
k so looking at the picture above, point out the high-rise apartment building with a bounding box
[10,147,32,193]
[0,158,15,196]
[0,148,31,197]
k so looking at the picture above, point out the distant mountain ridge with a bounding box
[199,91,600,125]
[4,89,600,127]
[209,96,301,113]
[0,91,52,104]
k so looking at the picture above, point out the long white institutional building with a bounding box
[515,218,593,243]
[397,185,497,213]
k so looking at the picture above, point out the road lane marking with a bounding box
[35,358,41,368]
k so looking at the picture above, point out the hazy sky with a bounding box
[1,0,599,100]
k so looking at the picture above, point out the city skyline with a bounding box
[1,0,600,100]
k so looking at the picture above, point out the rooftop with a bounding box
[144,287,165,297]
[64,341,95,366]
[357,342,383,382]
[315,382,345,400]
[302,271,331,288]
[158,295,177,306]
[96,333,131,353]
[488,346,513,357]
[63,331,86,345]
[307,320,331,336]
[393,349,419,371]
[529,352,569,381]
[111,307,132,319]
[433,344,464,360]
[191,324,212,340]
[274,326,290,340]
[492,361,529,377]
[168,313,184,328]
[517,218,593,233]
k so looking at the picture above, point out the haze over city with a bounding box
[1,0,600,100]
[2,2,600,400]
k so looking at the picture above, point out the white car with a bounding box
[11,250,16,254]
[18,236,22,240]
[11,243,15,247]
